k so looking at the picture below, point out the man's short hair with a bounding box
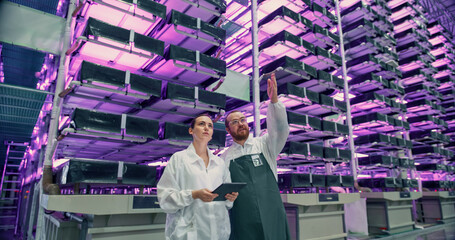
[224,110,241,128]
[190,113,212,129]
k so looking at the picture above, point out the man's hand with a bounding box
[192,188,218,202]
[225,192,239,202]
[267,72,278,103]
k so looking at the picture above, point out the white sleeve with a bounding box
[157,155,194,214]
[264,100,289,160]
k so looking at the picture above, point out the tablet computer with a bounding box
[212,182,247,201]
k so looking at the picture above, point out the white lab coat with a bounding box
[157,143,233,240]
[221,101,289,180]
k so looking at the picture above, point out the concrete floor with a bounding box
[1,221,454,239]
[349,222,455,240]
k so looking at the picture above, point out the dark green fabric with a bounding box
[283,141,308,156]
[322,120,336,132]
[281,6,300,23]
[302,62,317,78]
[165,82,226,108]
[229,154,290,240]
[396,138,406,147]
[330,53,342,65]
[200,20,226,40]
[339,149,351,161]
[336,123,349,135]
[311,174,325,187]
[283,57,302,72]
[134,33,164,56]
[301,38,315,54]
[300,16,313,29]
[122,0,166,19]
[167,44,197,64]
[341,176,354,187]
[399,158,410,168]
[324,147,337,158]
[170,10,198,30]
[384,178,396,188]
[199,53,227,76]
[334,99,347,112]
[137,0,167,19]
[283,31,301,47]
[65,160,118,184]
[125,116,159,139]
[85,18,130,44]
[329,31,340,44]
[80,61,125,87]
[72,108,121,133]
[313,24,326,36]
[84,17,165,55]
[166,9,223,40]
[286,111,322,130]
[391,157,399,167]
[129,74,162,96]
[316,46,329,59]
[286,83,319,104]
[166,82,194,102]
[278,173,311,188]
[164,122,192,142]
[204,0,226,12]
[60,160,157,185]
[326,175,341,187]
[309,144,324,158]
[163,122,226,147]
[319,94,333,108]
[122,164,157,185]
[198,88,226,108]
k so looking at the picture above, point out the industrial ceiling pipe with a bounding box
[42,0,78,195]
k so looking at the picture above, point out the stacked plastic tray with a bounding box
[54,0,229,193]
[388,0,455,191]
[340,0,416,190]
[221,0,354,193]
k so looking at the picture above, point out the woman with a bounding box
[157,114,238,240]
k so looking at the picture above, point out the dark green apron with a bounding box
[229,154,290,240]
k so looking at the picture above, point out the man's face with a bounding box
[226,112,249,142]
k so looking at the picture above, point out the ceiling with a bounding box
[0,0,62,173]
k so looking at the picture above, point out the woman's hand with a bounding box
[192,188,218,202]
[225,192,239,202]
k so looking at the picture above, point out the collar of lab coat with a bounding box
[186,143,220,166]
[230,133,254,150]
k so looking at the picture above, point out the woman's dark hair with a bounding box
[190,113,212,128]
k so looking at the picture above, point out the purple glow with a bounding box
[81,1,159,34]
[53,158,70,169]
[432,58,451,68]
[58,116,70,130]
[429,36,445,46]
[398,62,423,72]
[79,41,151,69]
[391,7,415,21]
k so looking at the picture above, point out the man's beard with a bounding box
[231,126,249,142]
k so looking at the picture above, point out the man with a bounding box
[221,73,290,240]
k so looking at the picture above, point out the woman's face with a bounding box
[189,116,213,143]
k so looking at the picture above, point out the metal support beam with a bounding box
[335,0,357,180]
[251,0,260,137]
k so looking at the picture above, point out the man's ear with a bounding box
[188,127,193,135]
[225,127,230,134]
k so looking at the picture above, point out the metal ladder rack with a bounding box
[0,141,27,232]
